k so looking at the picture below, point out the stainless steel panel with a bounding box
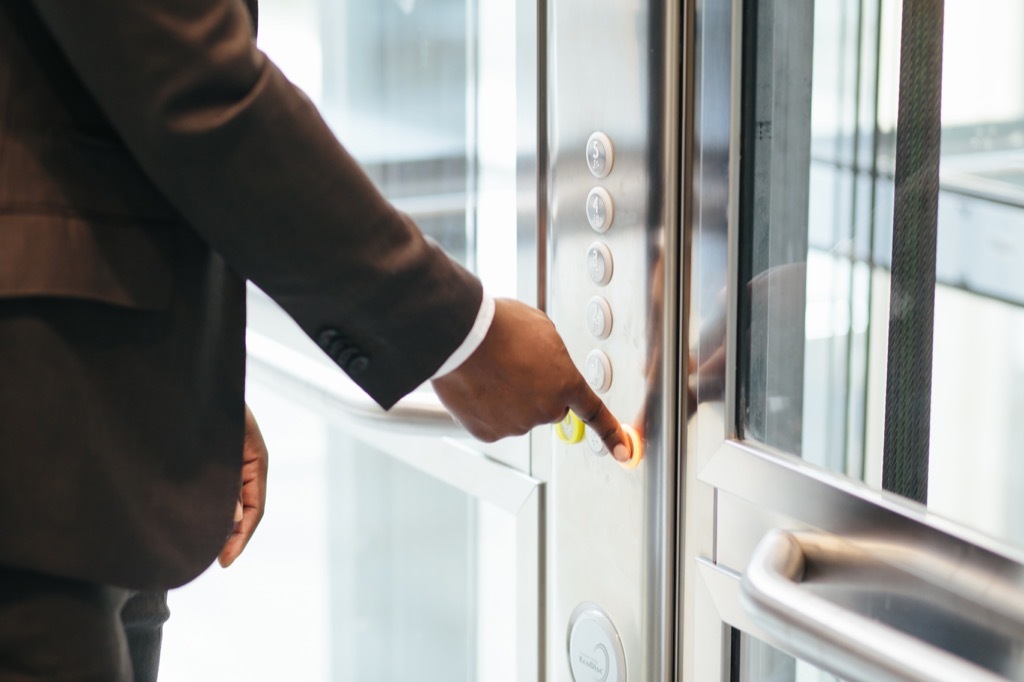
[546,0,681,678]
[696,559,761,642]
[516,0,543,311]
[740,0,813,455]
[704,440,1024,571]
[679,0,739,679]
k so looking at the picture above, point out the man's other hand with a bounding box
[219,404,269,568]
[432,298,631,462]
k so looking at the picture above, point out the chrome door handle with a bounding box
[246,329,464,436]
[741,530,1010,682]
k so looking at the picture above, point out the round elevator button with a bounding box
[586,132,615,178]
[556,410,585,444]
[586,242,614,286]
[585,350,612,393]
[568,602,626,682]
[586,187,614,233]
[585,427,608,456]
[586,296,613,340]
[619,425,643,470]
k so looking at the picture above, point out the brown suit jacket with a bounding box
[0,0,482,589]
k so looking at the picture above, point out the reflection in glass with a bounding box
[731,630,841,682]
[162,4,513,678]
[259,0,473,265]
[328,430,476,681]
[319,0,472,262]
[738,0,1024,547]
[164,371,497,681]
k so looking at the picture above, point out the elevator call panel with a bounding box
[546,0,677,677]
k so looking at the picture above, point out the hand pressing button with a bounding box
[618,424,643,469]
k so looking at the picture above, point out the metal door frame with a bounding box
[679,1,1024,680]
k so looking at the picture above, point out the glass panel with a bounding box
[160,2,530,678]
[327,429,477,681]
[259,0,473,265]
[251,0,525,336]
[737,0,1024,547]
[162,380,334,681]
[162,373,524,681]
[731,631,843,682]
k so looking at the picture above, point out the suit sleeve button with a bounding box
[327,337,352,360]
[347,355,371,375]
[335,346,360,365]
[317,328,340,350]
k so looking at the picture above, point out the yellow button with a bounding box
[619,425,643,469]
[556,410,586,444]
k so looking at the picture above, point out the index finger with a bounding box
[568,379,632,463]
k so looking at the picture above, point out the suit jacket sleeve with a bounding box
[24,0,484,409]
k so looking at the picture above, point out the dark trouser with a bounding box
[0,566,169,682]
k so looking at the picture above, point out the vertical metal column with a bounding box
[882,0,945,504]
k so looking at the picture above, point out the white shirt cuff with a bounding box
[431,293,496,379]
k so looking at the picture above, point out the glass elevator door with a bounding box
[681,1,1024,680]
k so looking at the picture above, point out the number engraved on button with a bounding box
[586,242,613,286]
[586,296,612,339]
[585,350,612,393]
[588,250,606,283]
[588,194,605,226]
[587,139,607,175]
[586,187,613,232]
[585,132,614,178]
[588,305,604,333]
[585,427,609,455]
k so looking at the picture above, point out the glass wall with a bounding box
[254,0,474,263]
[317,0,473,262]
[735,0,1024,549]
[163,374,488,681]
[163,2,530,680]
[732,633,843,682]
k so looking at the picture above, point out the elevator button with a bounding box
[585,427,608,456]
[585,350,612,393]
[586,132,615,178]
[556,410,585,444]
[586,296,613,339]
[586,187,614,233]
[568,603,626,682]
[619,425,643,470]
[586,242,613,286]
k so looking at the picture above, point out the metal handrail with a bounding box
[741,530,1010,682]
[245,329,464,436]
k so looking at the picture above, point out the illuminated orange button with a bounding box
[556,410,586,444]
[619,425,643,469]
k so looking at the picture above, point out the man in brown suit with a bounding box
[0,0,631,678]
